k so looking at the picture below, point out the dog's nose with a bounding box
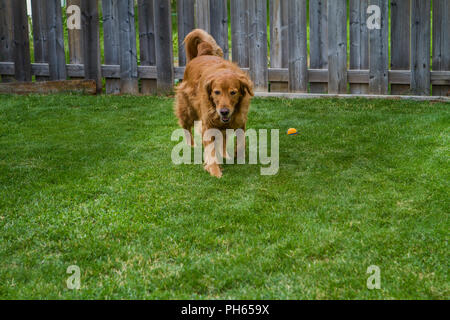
[220,108,230,116]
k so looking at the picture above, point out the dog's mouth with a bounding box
[220,116,231,123]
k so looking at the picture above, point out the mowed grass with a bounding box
[0,94,448,300]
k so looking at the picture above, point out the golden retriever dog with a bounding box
[175,29,254,178]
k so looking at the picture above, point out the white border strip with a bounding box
[254,92,450,102]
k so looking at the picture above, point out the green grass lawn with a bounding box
[0,94,448,299]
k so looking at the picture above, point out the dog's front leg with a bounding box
[203,138,222,178]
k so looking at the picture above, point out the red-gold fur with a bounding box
[175,29,254,178]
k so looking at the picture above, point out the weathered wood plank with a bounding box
[411,0,431,95]
[31,0,49,81]
[390,0,411,95]
[1,62,449,87]
[349,0,368,94]
[210,0,228,60]
[118,0,139,94]
[81,0,102,93]
[0,79,96,94]
[195,0,210,32]
[369,0,389,94]
[138,0,157,94]
[0,0,14,82]
[309,0,328,93]
[230,0,249,68]
[288,0,307,92]
[102,0,121,94]
[12,0,32,82]
[67,0,84,69]
[177,0,195,67]
[153,0,174,93]
[254,91,450,103]
[248,0,268,91]
[327,0,347,93]
[47,0,67,80]
[269,0,288,92]
[432,0,450,96]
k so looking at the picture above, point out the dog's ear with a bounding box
[239,76,254,97]
[204,77,213,97]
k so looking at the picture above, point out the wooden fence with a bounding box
[0,0,449,96]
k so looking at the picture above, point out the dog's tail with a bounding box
[184,29,223,63]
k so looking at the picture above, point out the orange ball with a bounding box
[287,128,298,136]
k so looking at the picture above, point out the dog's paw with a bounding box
[205,164,223,178]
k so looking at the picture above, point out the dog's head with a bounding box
[205,71,254,124]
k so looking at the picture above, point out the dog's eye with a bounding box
[230,91,237,95]
[214,90,221,95]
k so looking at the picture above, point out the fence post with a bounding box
[310,0,328,93]
[390,0,410,95]
[31,0,49,81]
[153,0,174,94]
[270,0,288,92]
[138,0,157,94]
[349,0,368,94]
[230,0,249,68]
[102,0,121,94]
[288,0,307,93]
[432,0,450,96]
[67,0,84,76]
[195,0,210,32]
[81,0,102,93]
[327,0,347,94]
[368,0,388,94]
[0,0,14,82]
[12,0,32,82]
[248,0,268,92]
[411,0,431,96]
[177,0,195,67]
[47,0,67,80]
[210,0,228,60]
[118,0,139,94]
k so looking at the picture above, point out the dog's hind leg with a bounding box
[175,92,196,146]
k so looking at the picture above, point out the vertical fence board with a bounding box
[12,0,32,82]
[310,0,328,93]
[248,0,268,91]
[139,0,157,94]
[81,0,102,93]
[47,0,67,80]
[411,0,431,95]
[31,0,49,81]
[327,0,347,94]
[0,0,14,82]
[390,0,410,95]
[288,0,307,92]
[118,0,138,94]
[270,0,288,92]
[390,0,411,94]
[153,0,174,93]
[67,0,84,80]
[369,0,388,94]
[177,0,195,66]
[432,0,450,96]
[195,0,210,32]
[210,0,228,60]
[349,0,368,94]
[230,0,249,68]
[102,0,121,94]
